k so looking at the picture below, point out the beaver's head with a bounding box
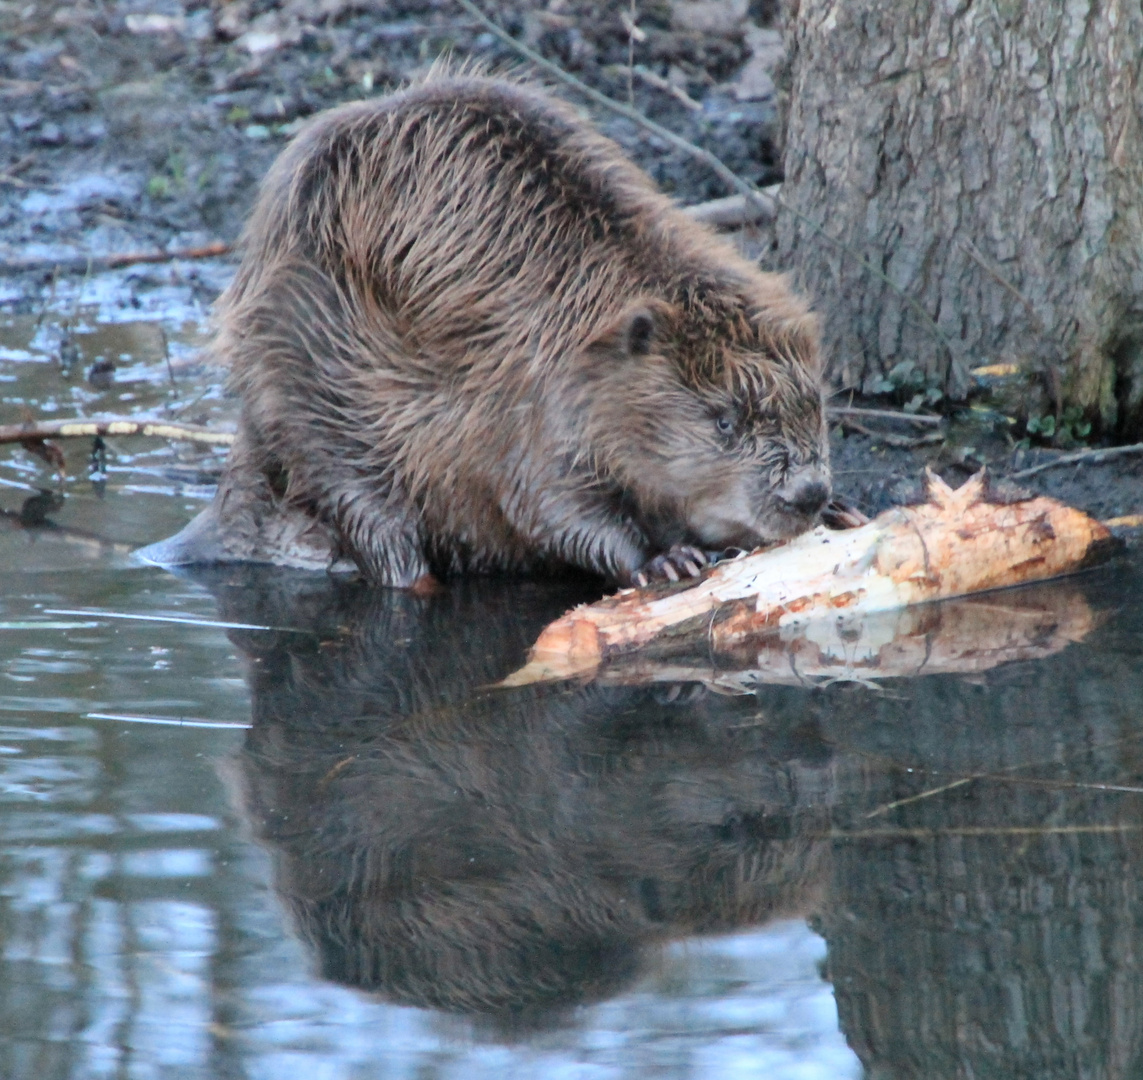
[586,284,830,550]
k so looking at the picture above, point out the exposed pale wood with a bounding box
[503,472,1113,684]
[582,587,1097,692]
[0,418,235,447]
[683,190,778,227]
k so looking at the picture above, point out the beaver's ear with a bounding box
[626,309,655,356]
[588,300,674,359]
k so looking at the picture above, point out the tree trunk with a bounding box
[777,0,1143,439]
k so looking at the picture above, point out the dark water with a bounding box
[3,281,1143,1080]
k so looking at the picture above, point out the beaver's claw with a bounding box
[820,495,871,530]
[632,544,711,587]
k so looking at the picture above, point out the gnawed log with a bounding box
[580,586,1098,693]
[502,471,1116,686]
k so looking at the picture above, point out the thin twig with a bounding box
[621,1,638,106]
[839,418,945,449]
[159,326,176,387]
[7,152,37,175]
[456,0,768,209]
[632,64,703,111]
[453,0,958,370]
[1,241,231,276]
[865,776,974,818]
[829,405,944,427]
[866,773,1143,822]
[48,608,303,632]
[981,775,1143,796]
[0,172,45,190]
[87,712,251,730]
[1008,442,1143,481]
[831,823,1143,841]
[0,418,235,447]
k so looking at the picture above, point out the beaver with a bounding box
[154,70,830,587]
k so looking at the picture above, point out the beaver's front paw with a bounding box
[632,544,711,587]
[820,495,870,530]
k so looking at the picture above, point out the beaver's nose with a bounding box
[776,468,831,518]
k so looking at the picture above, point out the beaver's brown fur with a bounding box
[198,70,830,586]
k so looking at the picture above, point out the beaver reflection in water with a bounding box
[218,572,830,1027]
[165,70,830,587]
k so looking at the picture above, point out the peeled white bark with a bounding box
[503,472,1113,685]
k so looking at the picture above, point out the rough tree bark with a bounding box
[777,0,1143,439]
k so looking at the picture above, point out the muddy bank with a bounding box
[1,0,1139,543]
[0,1,782,274]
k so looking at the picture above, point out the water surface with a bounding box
[3,274,1143,1080]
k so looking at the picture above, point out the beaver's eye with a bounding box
[715,415,734,436]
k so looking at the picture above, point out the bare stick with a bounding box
[0,172,46,190]
[1,241,232,276]
[453,0,958,369]
[631,64,702,111]
[830,823,1143,841]
[0,418,235,447]
[829,405,944,427]
[683,191,777,227]
[839,419,945,449]
[1008,442,1143,481]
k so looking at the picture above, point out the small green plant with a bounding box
[226,105,251,123]
[1024,405,1091,447]
[166,151,186,186]
[145,151,188,200]
[867,360,944,412]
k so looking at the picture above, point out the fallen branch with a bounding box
[0,172,46,191]
[1008,442,1143,481]
[683,190,777,228]
[829,405,944,427]
[631,64,703,111]
[501,471,1115,685]
[0,418,235,447]
[0,241,232,276]
[838,418,945,449]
